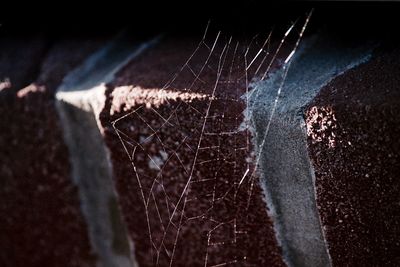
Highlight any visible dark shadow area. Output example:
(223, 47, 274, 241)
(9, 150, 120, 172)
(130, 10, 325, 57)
(1, 2, 399, 41)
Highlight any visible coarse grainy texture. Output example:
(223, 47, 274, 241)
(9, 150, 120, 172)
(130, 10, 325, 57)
(0, 90, 96, 267)
(305, 47, 400, 267)
(54, 34, 157, 267)
(0, 39, 103, 267)
(100, 36, 286, 267)
(248, 34, 373, 267)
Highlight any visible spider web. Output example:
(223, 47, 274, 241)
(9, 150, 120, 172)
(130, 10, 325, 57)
(110, 11, 312, 267)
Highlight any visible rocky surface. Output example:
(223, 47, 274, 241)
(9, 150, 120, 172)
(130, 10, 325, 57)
(55, 33, 156, 267)
(99, 36, 286, 267)
(305, 47, 400, 267)
(0, 23, 399, 267)
(248, 33, 374, 267)
(0, 39, 103, 267)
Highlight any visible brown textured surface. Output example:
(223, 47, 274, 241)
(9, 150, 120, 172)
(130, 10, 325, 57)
(305, 48, 400, 266)
(0, 39, 103, 267)
(100, 37, 285, 267)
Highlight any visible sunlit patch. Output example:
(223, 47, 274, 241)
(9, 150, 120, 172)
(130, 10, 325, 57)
(0, 78, 11, 91)
(111, 85, 211, 115)
(17, 83, 46, 98)
(306, 105, 338, 148)
(109, 12, 313, 266)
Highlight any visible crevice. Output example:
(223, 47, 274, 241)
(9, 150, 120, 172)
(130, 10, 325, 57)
(55, 32, 161, 267)
(248, 33, 373, 267)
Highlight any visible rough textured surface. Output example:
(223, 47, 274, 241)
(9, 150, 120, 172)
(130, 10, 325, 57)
(56, 101, 132, 267)
(100, 36, 285, 267)
(0, 39, 102, 267)
(305, 47, 400, 267)
(249, 34, 372, 267)
(55, 34, 159, 267)
(1, 23, 399, 267)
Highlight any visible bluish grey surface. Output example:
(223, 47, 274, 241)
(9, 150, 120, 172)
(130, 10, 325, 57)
(248, 35, 373, 267)
(56, 33, 161, 267)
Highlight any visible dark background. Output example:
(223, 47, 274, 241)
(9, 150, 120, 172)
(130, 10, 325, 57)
(1, 1, 399, 40)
